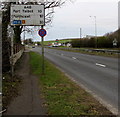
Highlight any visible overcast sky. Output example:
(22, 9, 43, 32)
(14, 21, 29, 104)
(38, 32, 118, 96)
(23, 0, 119, 41)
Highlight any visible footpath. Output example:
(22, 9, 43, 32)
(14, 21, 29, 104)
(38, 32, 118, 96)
(3, 51, 47, 116)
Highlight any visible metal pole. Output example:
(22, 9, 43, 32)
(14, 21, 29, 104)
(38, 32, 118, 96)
(94, 16, 97, 38)
(41, 25, 44, 75)
(90, 16, 97, 48)
(80, 28, 82, 48)
(80, 28, 82, 39)
(24, 26, 25, 45)
(94, 16, 97, 48)
(11, 26, 14, 77)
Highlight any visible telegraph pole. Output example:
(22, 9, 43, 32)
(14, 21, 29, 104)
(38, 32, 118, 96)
(94, 16, 97, 48)
(80, 28, 82, 39)
(90, 16, 97, 48)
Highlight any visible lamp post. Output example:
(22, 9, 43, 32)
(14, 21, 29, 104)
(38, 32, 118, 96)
(90, 16, 97, 48)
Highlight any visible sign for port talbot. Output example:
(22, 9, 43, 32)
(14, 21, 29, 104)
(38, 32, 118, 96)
(10, 4, 45, 26)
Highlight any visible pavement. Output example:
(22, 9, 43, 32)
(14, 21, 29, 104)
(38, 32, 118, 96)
(3, 52, 47, 116)
(33, 47, 118, 115)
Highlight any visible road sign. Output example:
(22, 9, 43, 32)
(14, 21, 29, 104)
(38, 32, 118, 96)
(38, 29, 47, 37)
(113, 38, 117, 46)
(10, 4, 45, 26)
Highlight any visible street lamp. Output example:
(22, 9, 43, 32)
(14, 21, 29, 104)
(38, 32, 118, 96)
(90, 16, 97, 48)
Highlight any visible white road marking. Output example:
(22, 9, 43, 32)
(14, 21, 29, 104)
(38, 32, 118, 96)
(96, 63, 106, 68)
(0, 109, 6, 114)
(72, 57, 77, 60)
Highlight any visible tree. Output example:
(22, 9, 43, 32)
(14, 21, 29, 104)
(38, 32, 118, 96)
(1, 0, 68, 44)
(23, 38, 33, 45)
(1, 0, 72, 73)
(2, 2, 11, 72)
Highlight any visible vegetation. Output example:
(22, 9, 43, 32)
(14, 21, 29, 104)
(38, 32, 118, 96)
(23, 38, 34, 45)
(2, 54, 25, 110)
(1, 0, 68, 73)
(29, 52, 113, 116)
(50, 47, 119, 58)
(44, 39, 72, 45)
(2, 3, 11, 72)
(2, 73, 22, 110)
(71, 33, 119, 48)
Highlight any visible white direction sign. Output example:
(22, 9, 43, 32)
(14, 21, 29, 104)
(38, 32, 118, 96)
(10, 4, 45, 26)
(113, 38, 118, 46)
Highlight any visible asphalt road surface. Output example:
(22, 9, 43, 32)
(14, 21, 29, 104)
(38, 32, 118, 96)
(33, 47, 118, 115)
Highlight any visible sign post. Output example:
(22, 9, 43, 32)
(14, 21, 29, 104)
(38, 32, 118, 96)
(38, 27, 47, 75)
(10, 4, 45, 26)
(113, 38, 118, 47)
(9, 26, 14, 78)
(10, 4, 45, 75)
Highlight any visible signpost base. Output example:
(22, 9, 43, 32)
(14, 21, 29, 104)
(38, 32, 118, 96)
(38, 26, 47, 75)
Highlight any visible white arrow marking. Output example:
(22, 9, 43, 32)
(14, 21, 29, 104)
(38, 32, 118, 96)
(72, 57, 77, 60)
(96, 63, 106, 68)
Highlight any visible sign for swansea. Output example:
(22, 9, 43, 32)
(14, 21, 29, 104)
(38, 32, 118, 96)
(10, 5, 45, 26)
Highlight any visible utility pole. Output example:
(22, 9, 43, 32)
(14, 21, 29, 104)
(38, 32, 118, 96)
(94, 16, 97, 38)
(94, 16, 97, 48)
(80, 28, 82, 39)
(90, 16, 97, 48)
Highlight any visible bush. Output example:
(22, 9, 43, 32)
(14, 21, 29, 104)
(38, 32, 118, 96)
(71, 36, 118, 48)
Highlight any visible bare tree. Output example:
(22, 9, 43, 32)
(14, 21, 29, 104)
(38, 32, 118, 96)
(1, 0, 74, 72)
(1, 0, 75, 43)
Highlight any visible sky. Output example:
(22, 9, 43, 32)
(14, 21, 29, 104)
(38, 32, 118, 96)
(22, 0, 119, 42)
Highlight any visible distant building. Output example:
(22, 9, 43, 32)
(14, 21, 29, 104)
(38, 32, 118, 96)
(35, 43, 38, 46)
(66, 43, 71, 47)
(86, 35, 95, 39)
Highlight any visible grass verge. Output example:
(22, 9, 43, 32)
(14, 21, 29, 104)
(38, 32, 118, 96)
(29, 51, 114, 116)
(2, 73, 21, 110)
(2, 54, 24, 110)
(47, 47, 119, 58)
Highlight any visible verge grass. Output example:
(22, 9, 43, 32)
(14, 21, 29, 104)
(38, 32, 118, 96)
(2, 73, 22, 110)
(29, 52, 114, 116)
(47, 47, 119, 58)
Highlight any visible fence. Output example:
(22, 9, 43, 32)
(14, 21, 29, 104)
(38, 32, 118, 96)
(10, 44, 24, 65)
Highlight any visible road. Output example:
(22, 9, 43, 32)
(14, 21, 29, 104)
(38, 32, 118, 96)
(33, 47, 118, 115)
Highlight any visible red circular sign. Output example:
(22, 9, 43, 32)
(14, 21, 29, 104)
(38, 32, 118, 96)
(38, 29, 47, 37)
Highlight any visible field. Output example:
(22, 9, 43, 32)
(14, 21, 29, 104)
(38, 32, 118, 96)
(44, 38, 79, 45)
